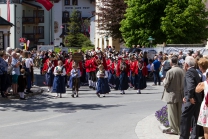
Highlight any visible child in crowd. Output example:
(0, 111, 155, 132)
(69, 62, 81, 98)
(96, 64, 110, 97)
(17, 69, 27, 100)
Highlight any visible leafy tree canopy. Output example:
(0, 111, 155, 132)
(161, 0, 208, 44)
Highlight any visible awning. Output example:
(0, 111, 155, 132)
(0, 16, 14, 26)
(22, 1, 42, 9)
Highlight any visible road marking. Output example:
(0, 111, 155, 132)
(0, 113, 68, 128)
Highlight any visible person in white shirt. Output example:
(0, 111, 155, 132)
(69, 62, 81, 98)
(96, 64, 110, 97)
(51, 60, 66, 98)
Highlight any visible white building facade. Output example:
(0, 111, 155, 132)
(94, 0, 120, 51)
(0, 0, 53, 49)
(53, 0, 95, 46)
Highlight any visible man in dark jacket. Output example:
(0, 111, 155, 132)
(180, 56, 202, 139)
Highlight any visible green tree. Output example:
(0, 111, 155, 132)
(161, 0, 208, 44)
(64, 10, 94, 47)
(120, 0, 168, 47)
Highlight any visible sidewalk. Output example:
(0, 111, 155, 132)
(135, 114, 179, 139)
(6, 85, 44, 99)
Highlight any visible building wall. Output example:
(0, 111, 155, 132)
(90, 16, 95, 45)
(0, 2, 52, 49)
(53, 1, 63, 46)
(62, 0, 95, 17)
(0, 4, 16, 48)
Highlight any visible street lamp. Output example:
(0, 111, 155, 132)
(105, 35, 109, 48)
(147, 36, 155, 48)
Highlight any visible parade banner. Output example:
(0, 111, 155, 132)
(72, 53, 83, 62)
(37, 45, 54, 51)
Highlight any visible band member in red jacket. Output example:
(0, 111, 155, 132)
(129, 56, 137, 88)
(64, 56, 73, 87)
(116, 56, 129, 94)
(134, 56, 148, 94)
(42, 57, 55, 92)
(85, 52, 97, 89)
(95, 48, 107, 70)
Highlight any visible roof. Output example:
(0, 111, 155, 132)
(22, 1, 42, 9)
(0, 16, 13, 26)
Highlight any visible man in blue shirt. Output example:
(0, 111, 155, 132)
(152, 56, 161, 85)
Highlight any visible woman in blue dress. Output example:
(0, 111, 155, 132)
(45, 60, 54, 92)
(96, 64, 110, 97)
(134, 58, 148, 94)
(52, 60, 66, 98)
(118, 60, 129, 94)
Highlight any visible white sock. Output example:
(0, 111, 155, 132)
(21, 92, 24, 98)
(93, 82, 96, 88)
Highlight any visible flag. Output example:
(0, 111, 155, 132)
(7, 0, 10, 22)
(36, 0, 53, 11)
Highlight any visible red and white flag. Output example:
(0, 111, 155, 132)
(36, 0, 53, 11)
(7, 0, 10, 22)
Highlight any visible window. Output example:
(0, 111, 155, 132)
(22, 10, 25, 17)
(22, 26, 25, 34)
(64, 0, 70, 5)
(33, 26, 44, 39)
(62, 24, 69, 33)
(63, 11, 69, 18)
(33, 10, 44, 23)
(0, 32, 3, 49)
(76, 11, 81, 18)
(72, 0, 78, 5)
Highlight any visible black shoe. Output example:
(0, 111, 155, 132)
(137, 91, 141, 94)
(26, 90, 33, 93)
(1, 92, 7, 98)
(93, 87, 96, 90)
(96, 93, 100, 98)
(20, 97, 26, 100)
(71, 94, 74, 98)
(76, 95, 79, 97)
(89, 86, 92, 89)
(67, 85, 69, 88)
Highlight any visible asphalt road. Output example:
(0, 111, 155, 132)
(0, 68, 165, 139)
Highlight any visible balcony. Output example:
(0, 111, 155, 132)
(62, 17, 70, 24)
(22, 33, 40, 41)
(22, 17, 42, 24)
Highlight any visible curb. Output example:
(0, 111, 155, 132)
(135, 114, 179, 139)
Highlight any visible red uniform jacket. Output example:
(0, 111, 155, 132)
(106, 59, 111, 71)
(85, 58, 97, 72)
(134, 61, 148, 76)
(65, 59, 73, 75)
(42, 59, 55, 73)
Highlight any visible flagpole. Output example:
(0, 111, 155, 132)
(7, 0, 10, 22)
